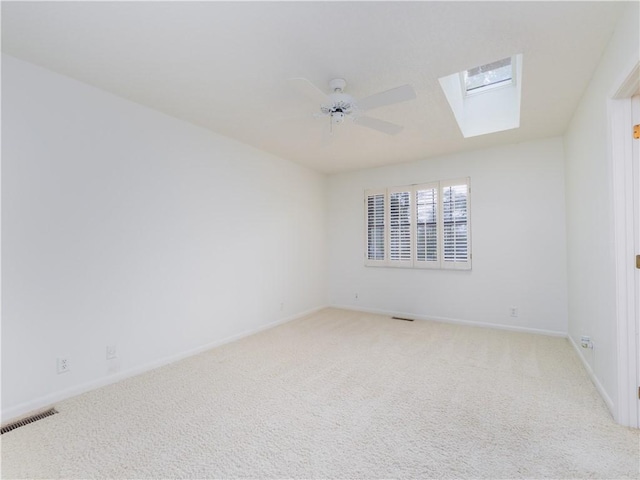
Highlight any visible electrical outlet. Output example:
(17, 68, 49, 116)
(509, 307, 518, 317)
(580, 336, 594, 349)
(106, 345, 117, 360)
(57, 357, 69, 374)
(280, 302, 284, 311)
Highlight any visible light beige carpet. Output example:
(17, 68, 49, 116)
(1, 308, 638, 479)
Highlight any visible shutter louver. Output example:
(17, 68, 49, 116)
(366, 192, 385, 262)
(415, 185, 438, 266)
(389, 190, 412, 264)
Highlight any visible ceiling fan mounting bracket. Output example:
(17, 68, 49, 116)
(329, 78, 347, 93)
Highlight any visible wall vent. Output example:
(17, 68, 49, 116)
(1, 408, 58, 435)
(392, 316, 414, 322)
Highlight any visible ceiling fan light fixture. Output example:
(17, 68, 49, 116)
(331, 111, 346, 124)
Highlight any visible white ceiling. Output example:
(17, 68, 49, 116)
(1, 1, 625, 174)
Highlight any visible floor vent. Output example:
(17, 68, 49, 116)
(392, 316, 414, 322)
(1, 408, 58, 435)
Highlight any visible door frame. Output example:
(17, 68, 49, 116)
(609, 58, 639, 428)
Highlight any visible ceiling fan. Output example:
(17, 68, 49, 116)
(289, 77, 417, 136)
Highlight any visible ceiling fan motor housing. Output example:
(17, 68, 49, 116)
(323, 78, 355, 123)
(322, 93, 355, 119)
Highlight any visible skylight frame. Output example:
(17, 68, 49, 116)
(460, 56, 516, 97)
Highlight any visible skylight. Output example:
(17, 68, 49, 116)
(463, 57, 513, 94)
(438, 53, 522, 138)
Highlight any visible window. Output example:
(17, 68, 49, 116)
(415, 183, 439, 267)
(365, 178, 471, 270)
(463, 56, 513, 95)
(442, 180, 469, 265)
(388, 187, 412, 266)
(366, 189, 386, 264)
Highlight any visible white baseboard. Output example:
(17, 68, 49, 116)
(567, 334, 615, 417)
(1, 305, 326, 424)
(331, 304, 567, 337)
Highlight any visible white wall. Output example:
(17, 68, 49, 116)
(328, 137, 568, 335)
(1, 55, 327, 419)
(563, 2, 640, 413)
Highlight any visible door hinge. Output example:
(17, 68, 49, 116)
(636, 255, 640, 269)
(638, 386, 640, 399)
(634, 124, 640, 139)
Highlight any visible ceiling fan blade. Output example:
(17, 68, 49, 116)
(353, 115, 404, 136)
(288, 77, 330, 107)
(357, 84, 417, 112)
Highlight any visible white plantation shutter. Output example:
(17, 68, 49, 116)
(415, 183, 439, 267)
(365, 189, 386, 265)
(388, 188, 412, 266)
(441, 178, 471, 270)
(364, 179, 471, 270)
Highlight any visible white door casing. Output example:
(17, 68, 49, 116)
(610, 60, 640, 428)
(632, 93, 640, 422)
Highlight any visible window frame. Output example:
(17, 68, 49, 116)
(364, 178, 471, 270)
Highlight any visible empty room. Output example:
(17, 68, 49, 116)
(2, 1, 639, 478)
